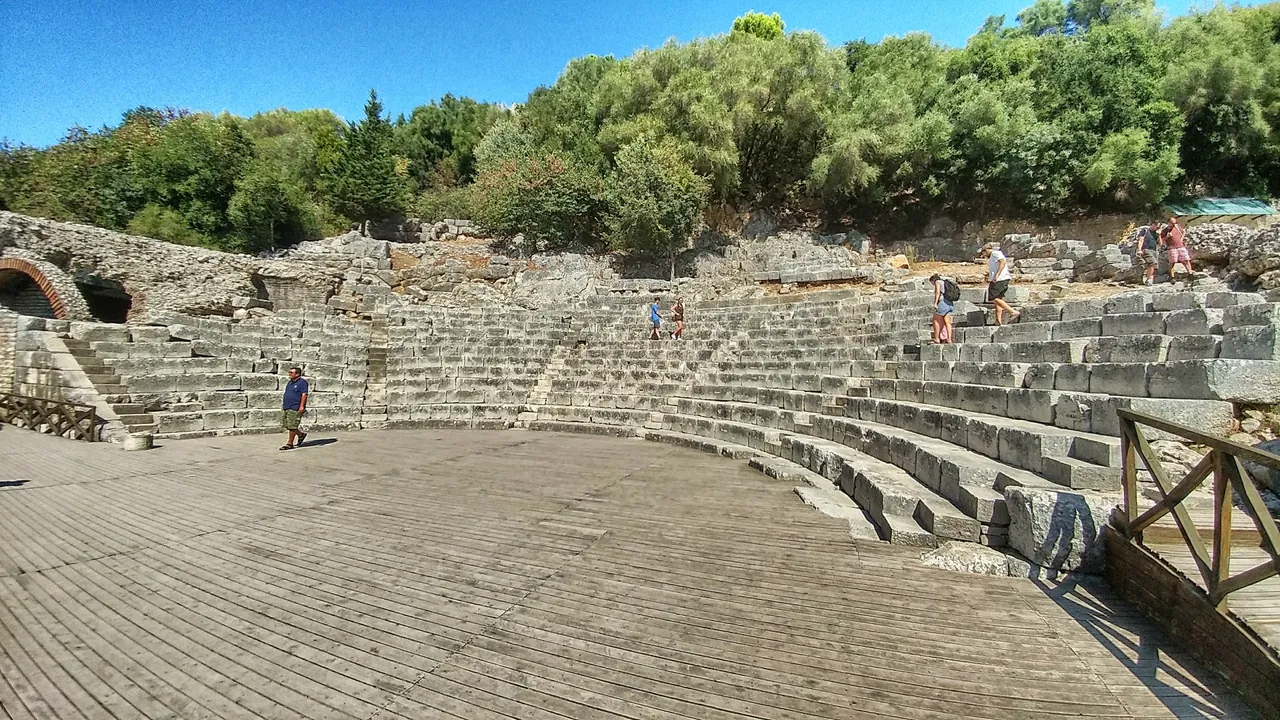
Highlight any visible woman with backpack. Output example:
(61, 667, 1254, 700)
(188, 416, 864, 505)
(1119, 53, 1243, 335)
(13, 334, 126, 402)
(930, 273, 959, 344)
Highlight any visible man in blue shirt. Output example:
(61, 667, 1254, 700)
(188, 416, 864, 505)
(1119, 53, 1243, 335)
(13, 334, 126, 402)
(280, 366, 309, 450)
(649, 298, 662, 340)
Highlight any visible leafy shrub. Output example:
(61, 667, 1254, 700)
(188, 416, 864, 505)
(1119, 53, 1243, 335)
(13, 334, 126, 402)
(413, 185, 478, 223)
(126, 203, 215, 247)
(472, 153, 605, 254)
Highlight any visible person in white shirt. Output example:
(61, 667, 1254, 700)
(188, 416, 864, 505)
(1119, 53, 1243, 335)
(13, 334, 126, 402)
(982, 242, 1020, 325)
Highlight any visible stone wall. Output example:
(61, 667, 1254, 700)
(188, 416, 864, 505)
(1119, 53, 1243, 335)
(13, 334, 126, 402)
(0, 212, 338, 321)
(0, 309, 15, 393)
(92, 309, 372, 435)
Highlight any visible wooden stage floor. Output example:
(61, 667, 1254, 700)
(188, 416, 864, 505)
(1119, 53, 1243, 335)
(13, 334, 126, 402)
(0, 426, 1259, 719)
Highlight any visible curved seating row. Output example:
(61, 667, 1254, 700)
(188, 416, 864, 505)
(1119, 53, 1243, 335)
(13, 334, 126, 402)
(43, 285, 1274, 558)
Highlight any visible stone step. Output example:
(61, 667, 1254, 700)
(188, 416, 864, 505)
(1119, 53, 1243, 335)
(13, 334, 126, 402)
(1041, 456, 1119, 491)
(642, 428, 761, 460)
(116, 413, 154, 426)
(86, 373, 121, 385)
(746, 456, 881, 541)
(111, 403, 146, 415)
(95, 384, 127, 395)
(529, 420, 640, 438)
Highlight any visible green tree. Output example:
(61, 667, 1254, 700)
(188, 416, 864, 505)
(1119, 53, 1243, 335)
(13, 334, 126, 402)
(393, 94, 509, 188)
(473, 118, 536, 172)
(472, 152, 604, 254)
(1067, 0, 1156, 30)
(731, 11, 785, 40)
(1163, 4, 1280, 196)
(228, 161, 318, 252)
(131, 112, 254, 242)
(520, 55, 617, 170)
(1016, 0, 1068, 36)
(324, 90, 409, 223)
(0, 141, 34, 211)
(126, 203, 209, 246)
(605, 137, 709, 279)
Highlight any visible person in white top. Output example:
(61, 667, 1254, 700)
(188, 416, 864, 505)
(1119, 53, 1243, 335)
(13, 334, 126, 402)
(981, 242, 1020, 326)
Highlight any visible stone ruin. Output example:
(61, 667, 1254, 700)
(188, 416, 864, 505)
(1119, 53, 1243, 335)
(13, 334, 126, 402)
(3, 209, 1280, 580)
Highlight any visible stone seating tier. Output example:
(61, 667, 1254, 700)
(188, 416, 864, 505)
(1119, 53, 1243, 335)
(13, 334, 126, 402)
(20, 286, 1275, 569)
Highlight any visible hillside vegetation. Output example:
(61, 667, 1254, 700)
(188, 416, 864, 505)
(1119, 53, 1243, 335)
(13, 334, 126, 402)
(2, 2, 1279, 263)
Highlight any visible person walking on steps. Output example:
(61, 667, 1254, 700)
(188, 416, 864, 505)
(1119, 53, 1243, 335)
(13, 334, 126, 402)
(930, 274, 959, 344)
(982, 242, 1020, 325)
(1164, 216, 1193, 281)
(1136, 222, 1160, 286)
(671, 297, 685, 340)
(648, 298, 662, 340)
(280, 366, 309, 450)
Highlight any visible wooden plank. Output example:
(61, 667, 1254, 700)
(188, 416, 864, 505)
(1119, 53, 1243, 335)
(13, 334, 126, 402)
(0, 427, 1259, 719)
(1211, 451, 1233, 609)
(1225, 453, 1280, 561)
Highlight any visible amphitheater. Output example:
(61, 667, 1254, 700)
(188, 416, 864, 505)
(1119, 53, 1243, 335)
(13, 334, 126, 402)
(2, 213, 1279, 718)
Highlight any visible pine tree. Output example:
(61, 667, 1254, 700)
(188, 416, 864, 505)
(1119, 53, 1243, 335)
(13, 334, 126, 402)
(325, 90, 407, 223)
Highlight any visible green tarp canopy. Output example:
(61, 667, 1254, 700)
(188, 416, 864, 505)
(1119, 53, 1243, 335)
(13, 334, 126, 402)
(1163, 197, 1277, 225)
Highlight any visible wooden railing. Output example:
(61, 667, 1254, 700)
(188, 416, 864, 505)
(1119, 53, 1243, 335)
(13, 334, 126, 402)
(1115, 408, 1280, 609)
(0, 392, 99, 442)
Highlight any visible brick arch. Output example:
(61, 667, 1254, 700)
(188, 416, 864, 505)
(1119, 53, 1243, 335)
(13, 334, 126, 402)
(0, 257, 93, 321)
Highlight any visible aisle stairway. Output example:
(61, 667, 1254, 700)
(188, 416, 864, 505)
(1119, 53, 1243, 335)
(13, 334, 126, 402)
(361, 313, 389, 429)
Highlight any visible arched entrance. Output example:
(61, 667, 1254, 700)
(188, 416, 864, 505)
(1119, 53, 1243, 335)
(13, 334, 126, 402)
(0, 258, 69, 319)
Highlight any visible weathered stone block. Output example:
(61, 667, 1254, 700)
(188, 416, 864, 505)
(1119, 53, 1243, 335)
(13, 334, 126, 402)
(1221, 325, 1280, 360)
(1006, 388, 1058, 425)
(920, 541, 1010, 576)
(129, 326, 172, 343)
(1025, 363, 1057, 390)
(1006, 486, 1118, 573)
(1163, 308, 1223, 336)
(1084, 335, 1169, 363)
(1206, 291, 1263, 309)
(240, 374, 280, 391)
(69, 322, 130, 343)
(1101, 313, 1166, 336)
(1104, 294, 1152, 314)
(1088, 363, 1149, 397)
(1167, 335, 1221, 361)
(1147, 359, 1280, 403)
(156, 412, 205, 433)
(203, 410, 236, 430)
(1062, 299, 1106, 320)
(1053, 364, 1091, 393)
(198, 391, 248, 410)
(1052, 318, 1102, 340)
(1222, 302, 1280, 330)
(1152, 293, 1206, 312)
(15, 316, 45, 332)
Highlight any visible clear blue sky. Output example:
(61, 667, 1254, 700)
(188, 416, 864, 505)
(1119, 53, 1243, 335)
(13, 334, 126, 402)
(0, 0, 1260, 147)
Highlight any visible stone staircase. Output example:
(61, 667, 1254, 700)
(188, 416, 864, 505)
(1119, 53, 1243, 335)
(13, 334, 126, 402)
(361, 313, 389, 429)
(62, 337, 154, 434)
(527, 344, 569, 407)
